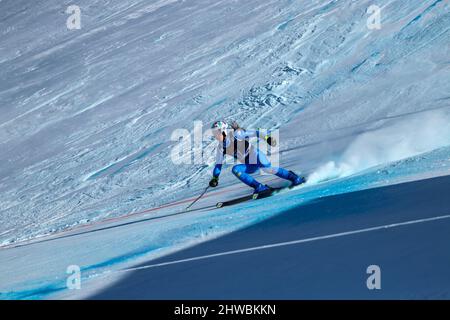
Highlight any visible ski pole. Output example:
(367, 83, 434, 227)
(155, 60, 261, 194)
(185, 186, 210, 211)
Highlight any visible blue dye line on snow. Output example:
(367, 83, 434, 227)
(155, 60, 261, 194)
(206, 98, 227, 110)
(403, 0, 443, 30)
(87, 143, 163, 180)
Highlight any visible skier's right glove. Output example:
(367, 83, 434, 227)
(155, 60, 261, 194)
(209, 177, 219, 188)
(231, 121, 241, 131)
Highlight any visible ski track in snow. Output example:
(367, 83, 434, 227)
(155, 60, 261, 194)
(0, 0, 450, 298)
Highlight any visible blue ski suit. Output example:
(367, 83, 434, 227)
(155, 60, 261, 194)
(212, 129, 293, 189)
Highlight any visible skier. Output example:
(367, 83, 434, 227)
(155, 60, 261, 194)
(208, 120, 306, 195)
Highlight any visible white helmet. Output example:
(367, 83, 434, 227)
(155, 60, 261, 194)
(211, 121, 228, 134)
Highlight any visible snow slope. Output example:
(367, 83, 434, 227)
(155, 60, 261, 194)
(1, 146, 449, 299)
(0, 0, 450, 299)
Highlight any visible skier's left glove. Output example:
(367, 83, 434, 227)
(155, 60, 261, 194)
(209, 177, 219, 188)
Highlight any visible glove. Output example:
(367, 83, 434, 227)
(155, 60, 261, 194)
(209, 177, 219, 188)
(231, 121, 241, 130)
(264, 134, 277, 147)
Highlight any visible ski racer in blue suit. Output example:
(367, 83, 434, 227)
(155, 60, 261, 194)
(208, 121, 305, 194)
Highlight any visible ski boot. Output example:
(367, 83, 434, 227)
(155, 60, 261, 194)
(252, 183, 272, 199)
(288, 171, 306, 188)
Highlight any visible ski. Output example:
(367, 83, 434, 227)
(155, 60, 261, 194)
(216, 187, 285, 208)
(216, 194, 254, 208)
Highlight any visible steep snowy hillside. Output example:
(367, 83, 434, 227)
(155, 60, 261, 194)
(0, 0, 450, 299)
(1, 0, 449, 246)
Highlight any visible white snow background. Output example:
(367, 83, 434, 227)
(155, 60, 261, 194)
(0, 0, 449, 299)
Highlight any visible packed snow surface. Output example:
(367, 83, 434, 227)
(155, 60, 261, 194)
(0, 0, 449, 299)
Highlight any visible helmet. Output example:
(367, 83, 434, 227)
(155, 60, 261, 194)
(211, 121, 228, 134)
